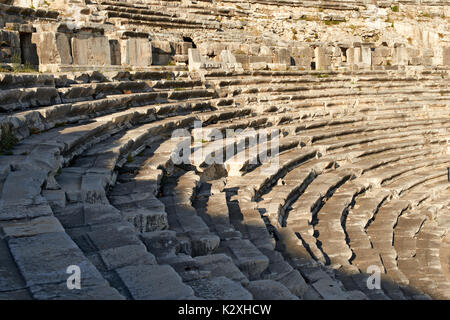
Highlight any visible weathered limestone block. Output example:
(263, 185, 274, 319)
(394, 45, 408, 65)
(188, 48, 221, 72)
(220, 50, 237, 63)
(249, 55, 272, 64)
(8, 232, 107, 287)
(197, 42, 212, 56)
(234, 54, 249, 68)
(373, 46, 391, 58)
(109, 39, 121, 66)
(115, 264, 195, 299)
(0, 216, 64, 239)
(31, 32, 72, 65)
(443, 47, 450, 66)
(348, 45, 372, 69)
(194, 254, 248, 285)
(347, 47, 356, 66)
(361, 46, 372, 67)
(0, 29, 20, 63)
(173, 41, 192, 56)
(188, 48, 203, 72)
(220, 50, 243, 71)
(372, 46, 392, 66)
(211, 43, 227, 56)
(152, 41, 172, 65)
(274, 48, 290, 65)
(314, 47, 330, 70)
(120, 37, 152, 67)
(292, 46, 312, 69)
(250, 61, 268, 70)
(259, 46, 272, 56)
(246, 280, 299, 300)
(72, 33, 111, 66)
(140, 230, 179, 258)
(189, 277, 252, 300)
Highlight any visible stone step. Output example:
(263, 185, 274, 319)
(115, 264, 196, 299)
(218, 239, 270, 280)
(7, 230, 124, 299)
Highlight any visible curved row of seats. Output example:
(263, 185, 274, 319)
(0, 67, 448, 299)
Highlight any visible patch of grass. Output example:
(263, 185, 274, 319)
(167, 60, 176, 66)
(127, 153, 133, 163)
(54, 121, 67, 128)
(0, 131, 18, 155)
(391, 5, 399, 12)
(21, 62, 37, 73)
(11, 54, 21, 72)
(316, 73, 329, 78)
(324, 20, 343, 26)
(233, 49, 246, 55)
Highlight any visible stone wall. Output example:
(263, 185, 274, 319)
(1, 0, 449, 71)
(0, 29, 20, 64)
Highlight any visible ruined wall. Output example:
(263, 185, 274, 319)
(1, 0, 449, 71)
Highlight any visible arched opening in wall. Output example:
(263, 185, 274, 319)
(310, 61, 316, 70)
(183, 36, 196, 49)
(340, 47, 347, 63)
(19, 33, 39, 68)
(109, 39, 121, 65)
(290, 57, 295, 66)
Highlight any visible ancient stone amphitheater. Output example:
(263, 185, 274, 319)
(0, 0, 449, 300)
